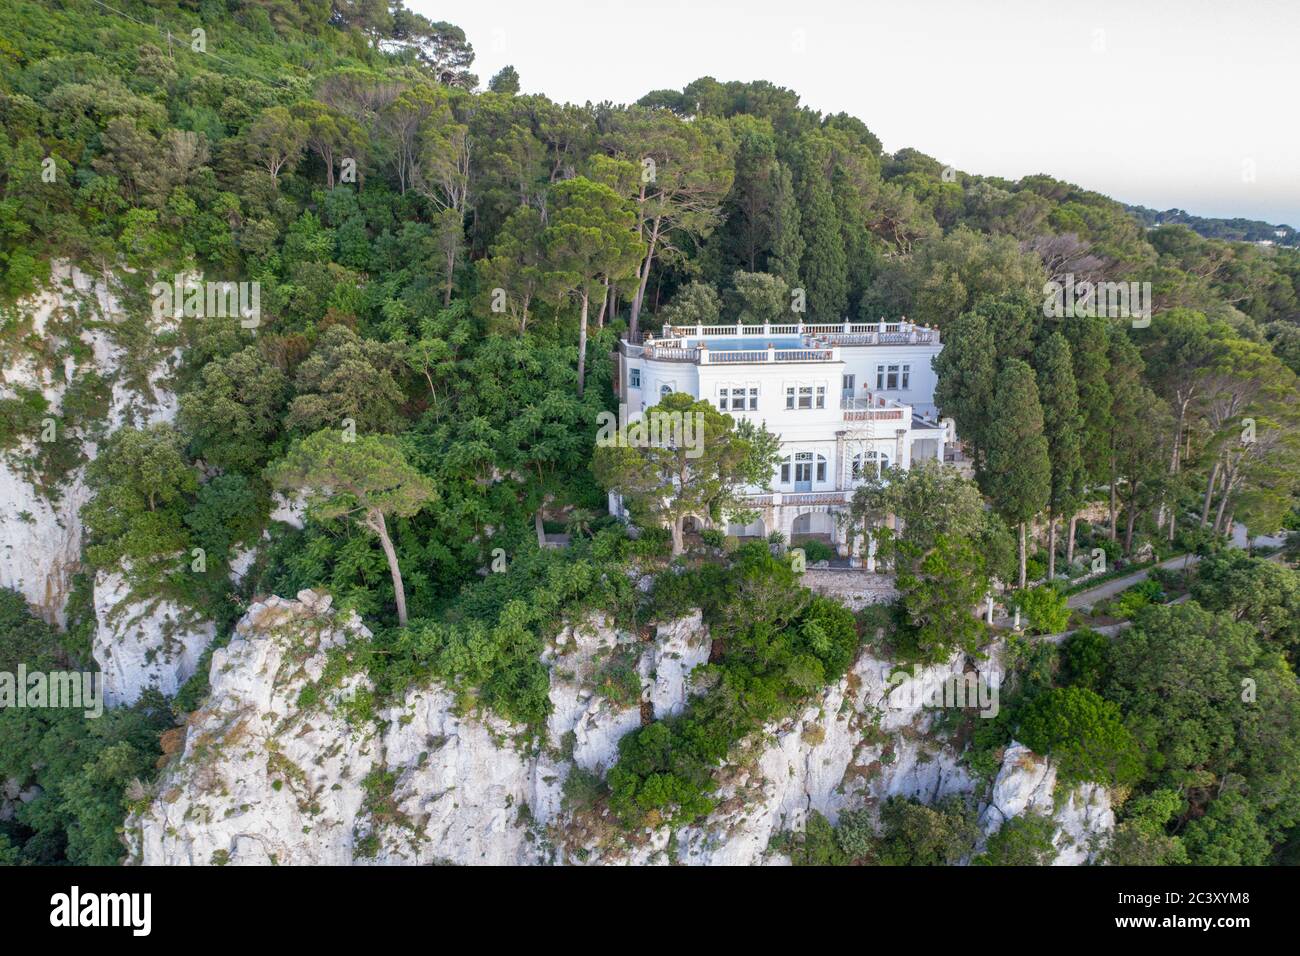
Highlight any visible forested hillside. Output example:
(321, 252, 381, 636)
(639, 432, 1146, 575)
(2, 1, 1299, 866)
(1126, 203, 1298, 248)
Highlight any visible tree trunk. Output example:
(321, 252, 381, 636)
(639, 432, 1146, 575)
(577, 287, 589, 397)
(1108, 468, 1118, 541)
(1047, 511, 1057, 580)
(368, 509, 408, 627)
(1200, 459, 1220, 527)
(444, 248, 455, 307)
(598, 277, 610, 329)
(1018, 521, 1027, 589)
(535, 507, 547, 548)
(628, 220, 660, 341)
(1213, 485, 1232, 534)
(1124, 501, 1138, 555)
(670, 515, 685, 556)
(1066, 512, 1078, 566)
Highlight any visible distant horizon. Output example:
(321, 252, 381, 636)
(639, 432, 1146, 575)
(424, 0, 1300, 230)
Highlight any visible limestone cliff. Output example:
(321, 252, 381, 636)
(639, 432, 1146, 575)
(0, 263, 178, 625)
(128, 590, 1115, 866)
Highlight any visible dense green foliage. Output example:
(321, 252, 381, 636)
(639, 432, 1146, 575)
(0, 591, 169, 865)
(2, 0, 1299, 867)
(607, 545, 859, 826)
(968, 554, 1300, 865)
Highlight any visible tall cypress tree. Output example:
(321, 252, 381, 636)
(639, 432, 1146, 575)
(1034, 333, 1085, 578)
(768, 161, 803, 290)
(794, 134, 847, 322)
(1061, 313, 1112, 562)
(932, 309, 997, 476)
(985, 359, 1052, 588)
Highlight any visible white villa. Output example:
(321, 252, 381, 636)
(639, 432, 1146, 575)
(612, 318, 958, 566)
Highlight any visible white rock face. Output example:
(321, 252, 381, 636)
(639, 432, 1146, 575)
(0, 263, 179, 625)
(228, 543, 258, 585)
(269, 492, 306, 529)
(131, 598, 711, 866)
(131, 590, 378, 865)
(978, 741, 1114, 864)
(131, 596, 1112, 866)
(92, 568, 217, 708)
(655, 647, 993, 866)
(0, 466, 90, 625)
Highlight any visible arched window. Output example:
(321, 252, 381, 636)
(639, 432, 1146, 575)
(851, 449, 891, 480)
(659, 383, 673, 398)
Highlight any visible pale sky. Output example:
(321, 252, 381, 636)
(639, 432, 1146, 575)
(417, 0, 1300, 227)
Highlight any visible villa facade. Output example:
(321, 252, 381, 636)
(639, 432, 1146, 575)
(613, 319, 957, 566)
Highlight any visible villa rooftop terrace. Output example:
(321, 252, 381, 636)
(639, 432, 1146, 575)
(621, 319, 939, 364)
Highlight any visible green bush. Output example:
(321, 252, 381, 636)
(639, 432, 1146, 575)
(608, 548, 860, 827)
(972, 812, 1057, 865)
(1017, 686, 1144, 787)
(1061, 629, 1111, 691)
(874, 796, 979, 866)
(1011, 585, 1070, 635)
(787, 811, 847, 866)
(699, 528, 726, 549)
(1114, 578, 1166, 619)
(798, 538, 836, 563)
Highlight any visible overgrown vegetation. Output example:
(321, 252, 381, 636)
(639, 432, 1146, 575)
(607, 544, 859, 827)
(1, 0, 1298, 867)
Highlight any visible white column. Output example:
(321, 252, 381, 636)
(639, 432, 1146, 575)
(834, 431, 847, 491)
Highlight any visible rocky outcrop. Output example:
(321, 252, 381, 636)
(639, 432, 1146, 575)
(91, 567, 217, 708)
(978, 741, 1114, 865)
(130, 595, 712, 865)
(130, 590, 377, 865)
(0, 263, 178, 625)
(628, 648, 992, 866)
(1, 777, 40, 824)
(130, 593, 1112, 866)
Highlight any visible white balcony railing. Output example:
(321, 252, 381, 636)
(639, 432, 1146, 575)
(658, 318, 938, 346)
(841, 394, 910, 423)
(639, 341, 840, 364)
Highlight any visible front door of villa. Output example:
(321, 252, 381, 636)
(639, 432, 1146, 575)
(794, 453, 813, 491)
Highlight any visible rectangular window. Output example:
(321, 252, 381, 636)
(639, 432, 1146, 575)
(815, 385, 826, 409)
(876, 365, 885, 389)
(629, 368, 641, 388)
(798, 385, 813, 409)
(843, 374, 855, 392)
(718, 387, 729, 411)
(780, 462, 790, 482)
(786, 386, 796, 410)
(748, 386, 759, 410)
(816, 460, 827, 482)
(901, 364, 910, 390)
(887, 364, 899, 389)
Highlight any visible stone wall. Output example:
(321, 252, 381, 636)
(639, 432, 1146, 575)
(800, 568, 898, 610)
